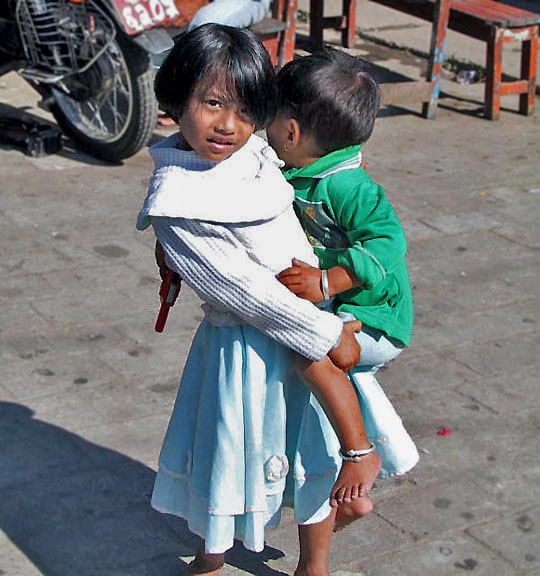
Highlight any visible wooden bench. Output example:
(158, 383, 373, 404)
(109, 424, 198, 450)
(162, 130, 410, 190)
(309, 0, 357, 48)
(445, 0, 538, 118)
(312, 0, 539, 119)
(253, 0, 298, 67)
(163, 0, 297, 69)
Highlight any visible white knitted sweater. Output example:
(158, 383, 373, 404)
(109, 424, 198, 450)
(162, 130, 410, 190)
(137, 133, 343, 361)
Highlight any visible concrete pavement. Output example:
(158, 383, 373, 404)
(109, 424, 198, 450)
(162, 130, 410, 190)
(1, 3, 539, 574)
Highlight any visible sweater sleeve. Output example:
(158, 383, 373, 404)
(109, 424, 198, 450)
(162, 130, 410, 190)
(319, 179, 408, 291)
(152, 217, 343, 360)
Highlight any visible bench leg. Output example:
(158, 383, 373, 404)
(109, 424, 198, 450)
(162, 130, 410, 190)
(278, 0, 297, 67)
(485, 27, 503, 120)
(341, 0, 356, 48)
(422, 0, 451, 119)
(519, 27, 538, 116)
(310, 0, 324, 49)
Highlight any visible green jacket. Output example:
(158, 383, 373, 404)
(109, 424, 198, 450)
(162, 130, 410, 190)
(283, 145, 413, 347)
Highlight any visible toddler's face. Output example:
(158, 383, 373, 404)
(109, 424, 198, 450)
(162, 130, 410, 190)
(178, 80, 255, 162)
(266, 112, 294, 167)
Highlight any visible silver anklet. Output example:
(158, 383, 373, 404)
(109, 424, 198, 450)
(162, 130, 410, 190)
(339, 442, 376, 462)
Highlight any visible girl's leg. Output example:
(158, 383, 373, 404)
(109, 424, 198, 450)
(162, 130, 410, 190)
(188, 544, 225, 575)
(296, 509, 337, 576)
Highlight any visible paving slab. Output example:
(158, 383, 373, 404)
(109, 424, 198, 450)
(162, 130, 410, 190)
(447, 334, 540, 377)
(342, 533, 518, 575)
(467, 506, 540, 571)
(1, 351, 119, 401)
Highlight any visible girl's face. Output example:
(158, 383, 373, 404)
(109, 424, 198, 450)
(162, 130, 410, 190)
(178, 80, 255, 162)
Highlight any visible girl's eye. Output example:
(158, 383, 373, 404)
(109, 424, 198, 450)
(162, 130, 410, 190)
(207, 99, 220, 107)
(239, 108, 251, 121)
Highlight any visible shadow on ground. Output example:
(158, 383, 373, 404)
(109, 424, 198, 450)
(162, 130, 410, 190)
(0, 402, 286, 576)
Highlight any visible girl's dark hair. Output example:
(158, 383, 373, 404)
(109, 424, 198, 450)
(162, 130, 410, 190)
(277, 48, 381, 154)
(154, 23, 277, 131)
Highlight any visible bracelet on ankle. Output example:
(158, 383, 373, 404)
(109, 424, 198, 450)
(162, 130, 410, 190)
(339, 442, 376, 462)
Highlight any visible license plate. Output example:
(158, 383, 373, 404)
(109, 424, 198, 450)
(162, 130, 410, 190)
(112, 0, 181, 34)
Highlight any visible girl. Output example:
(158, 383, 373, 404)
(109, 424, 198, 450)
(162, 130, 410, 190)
(137, 24, 380, 576)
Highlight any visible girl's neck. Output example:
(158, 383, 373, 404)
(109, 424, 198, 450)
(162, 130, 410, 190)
(175, 132, 193, 152)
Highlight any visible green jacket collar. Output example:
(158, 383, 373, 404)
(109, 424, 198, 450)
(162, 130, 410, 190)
(283, 144, 363, 181)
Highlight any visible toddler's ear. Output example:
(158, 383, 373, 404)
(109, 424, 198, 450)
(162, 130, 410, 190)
(288, 117, 301, 147)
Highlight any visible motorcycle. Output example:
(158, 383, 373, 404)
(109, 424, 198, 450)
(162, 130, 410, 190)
(0, 0, 183, 161)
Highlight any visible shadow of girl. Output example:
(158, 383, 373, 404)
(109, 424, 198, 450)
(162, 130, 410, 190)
(0, 401, 196, 575)
(0, 401, 287, 576)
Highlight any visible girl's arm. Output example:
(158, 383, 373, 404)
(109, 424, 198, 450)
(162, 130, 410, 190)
(152, 217, 344, 361)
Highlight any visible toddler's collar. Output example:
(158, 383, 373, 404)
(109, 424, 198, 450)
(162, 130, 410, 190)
(284, 145, 363, 180)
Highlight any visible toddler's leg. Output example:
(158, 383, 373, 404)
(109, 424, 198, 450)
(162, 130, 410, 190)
(188, 544, 225, 575)
(333, 496, 374, 532)
(298, 357, 381, 508)
(296, 508, 337, 576)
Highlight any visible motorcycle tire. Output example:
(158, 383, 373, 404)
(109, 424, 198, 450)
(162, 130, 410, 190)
(48, 31, 157, 162)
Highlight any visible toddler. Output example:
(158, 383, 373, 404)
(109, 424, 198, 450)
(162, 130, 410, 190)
(268, 48, 419, 530)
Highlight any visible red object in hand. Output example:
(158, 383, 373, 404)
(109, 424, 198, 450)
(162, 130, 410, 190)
(155, 268, 181, 333)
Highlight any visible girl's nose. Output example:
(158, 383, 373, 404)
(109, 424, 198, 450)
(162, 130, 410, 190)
(215, 109, 236, 134)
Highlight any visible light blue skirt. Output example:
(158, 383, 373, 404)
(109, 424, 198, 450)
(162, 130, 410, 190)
(151, 319, 341, 554)
(151, 319, 418, 554)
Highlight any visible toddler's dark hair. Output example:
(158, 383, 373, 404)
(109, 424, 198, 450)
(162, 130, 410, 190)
(276, 49, 380, 153)
(155, 23, 277, 131)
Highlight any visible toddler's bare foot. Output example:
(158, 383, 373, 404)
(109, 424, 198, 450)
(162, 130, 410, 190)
(333, 496, 373, 532)
(188, 550, 225, 575)
(329, 452, 381, 508)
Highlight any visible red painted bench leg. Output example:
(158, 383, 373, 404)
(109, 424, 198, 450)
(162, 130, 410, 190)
(342, 0, 357, 48)
(485, 27, 503, 120)
(422, 0, 451, 118)
(310, 0, 324, 49)
(519, 27, 538, 116)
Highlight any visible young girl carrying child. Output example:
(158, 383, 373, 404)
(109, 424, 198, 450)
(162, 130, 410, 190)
(138, 24, 381, 576)
(269, 48, 419, 528)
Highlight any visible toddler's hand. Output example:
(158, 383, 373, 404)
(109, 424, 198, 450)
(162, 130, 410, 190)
(276, 258, 324, 302)
(328, 320, 362, 371)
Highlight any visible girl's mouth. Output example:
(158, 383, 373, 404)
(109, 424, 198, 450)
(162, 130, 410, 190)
(208, 138, 234, 152)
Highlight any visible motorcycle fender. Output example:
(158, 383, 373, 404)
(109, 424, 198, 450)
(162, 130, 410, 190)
(94, 0, 174, 54)
(131, 28, 174, 54)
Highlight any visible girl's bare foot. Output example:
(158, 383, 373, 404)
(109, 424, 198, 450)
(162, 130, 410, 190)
(333, 496, 373, 532)
(329, 451, 381, 508)
(187, 550, 225, 575)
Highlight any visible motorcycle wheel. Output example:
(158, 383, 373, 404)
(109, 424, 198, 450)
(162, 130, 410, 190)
(48, 32, 157, 162)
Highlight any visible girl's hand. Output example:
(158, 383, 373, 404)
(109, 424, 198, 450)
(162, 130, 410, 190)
(328, 320, 362, 371)
(155, 240, 168, 280)
(277, 258, 323, 302)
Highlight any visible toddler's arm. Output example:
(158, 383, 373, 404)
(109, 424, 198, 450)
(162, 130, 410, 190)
(277, 258, 359, 301)
(152, 217, 345, 361)
(320, 182, 408, 292)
